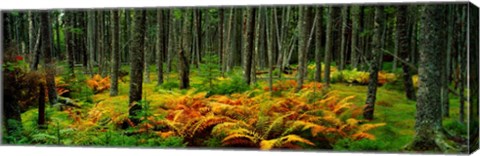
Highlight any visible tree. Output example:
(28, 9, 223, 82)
(179, 9, 191, 89)
(243, 8, 256, 85)
(156, 9, 165, 86)
(64, 11, 75, 76)
(41, 11, 58, 105)
(110, 10, 120, 96)
(128, 10, 147, 125)
(405, 5, 457, 152)
(296, 6, 313, 92)
(314, 7, 323, 82)
(363, 6, 384, 120)
(324, 7, 337, 87)
(339, 6, 349, 71)
(350, 6, 360, 69)
(87, 11, 95, 76)
(396, 6, 416, 100)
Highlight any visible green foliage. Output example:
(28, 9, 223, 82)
(157, 81, 180, 90)
(333, 138, 388, 151)
(206, 75, 250, 96)
(159, 136, 187, 147)
(197, 55, 221, 91)
(444, 120, 467, 136)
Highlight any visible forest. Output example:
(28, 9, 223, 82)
(1, 2, 479, 153)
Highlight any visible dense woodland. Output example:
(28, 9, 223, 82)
(1, 3, 479, 153)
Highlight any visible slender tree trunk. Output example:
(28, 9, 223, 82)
(324, 7, 336, 87)
(30, 27, 41, 71)
(64, 11, 75, 76)
(128, 10, 147, 125)
(41, 11, 58, 105)
(458, 5, 466, 123)
(38, 84, 46, 128)
(339, 6, 349, 71)
(87, 11, 95, 76)
(219, 8, 225, 75)
(110, 10, 120, 96)
(296, 6, 313, 92)
(442, 5, 453, 117)
(156, 9, 165, 86)
(397, 6, 416, 101)
(243, 8, 256, 85)
(314, 7, 323, 82)
(363, 6, 384, 120)
(179, 10, 191, 89)
(350, 6, 360, 69)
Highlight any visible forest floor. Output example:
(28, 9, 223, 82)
(15, 64, 467, 152)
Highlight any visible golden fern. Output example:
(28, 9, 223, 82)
(259, 134, 315, 150)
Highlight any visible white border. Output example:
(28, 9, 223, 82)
(0, 0, 478, 156)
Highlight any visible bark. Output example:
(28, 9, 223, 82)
(30, 27, 41, 71)
(38, 84, 46, 128)
(457, 5, 466, 123)
(41, 11, 58, 105)
(468, 3, 479, 152)
(442, 5, 454, 117)
(405, 5, 458, 152)
(339, 6, 349, 71)
(156, 9, 164, 86)
(266, 8, 273, 93)
(87, 11, 95, 76)
(314, 7, 323, 82)
(64, 11, 75, 76)
(350, 6, 360, 69)
(324, 7, 336, 87)
(179, 10, 191, 89)
(128, 10, 147, 125)
(110, 10, 120, 96)
(243, 8, 256, 85)
(296, 6, 313, 92)
(363, 6, 384, 121)
(219, 8, 225, 75)
(397, 6, 416, 101)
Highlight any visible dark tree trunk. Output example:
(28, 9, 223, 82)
(219, 8, 225, 75)
(363, 6, 384, 121)
(110, 10, 120, 96)
(397, 6, 416, 101)
(314, 7, 323, 82)
(156, 9, 165, 86)
(64, 11, 75, 76)
(38, 84, 46, 128)
(179, 10, 191, 89)
(243, 8, 256, 85)
(41, 11, 58, 105)
(128, 10, 147, 125)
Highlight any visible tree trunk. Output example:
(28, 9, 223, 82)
(339, 6, 349, 71)
(219, 8, 225, 75)
(350, 6, 360, 69)
(324, 7, 336, 87)
(87, 11, 95, 76)
(128, 10, 147, 125)
(397, 6, 416, 101)
(314, 7, 323, 82)
(64, 11, 75, 76)
(156, 9, 165, 86)
(38, 84, 46, 128)
(296, 6, 313, 92)
(243, 8, 256, 85)
(41, 11, 58, 105)
(110, 10, 120, 96)
(363, 6, 384, 121)
(405, 5, 456, 152)
(179, 10, 191, 89)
